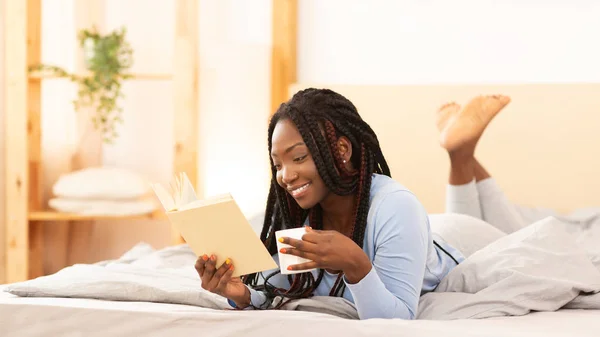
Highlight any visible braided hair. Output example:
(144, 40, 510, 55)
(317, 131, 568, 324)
(242, 88, 391, 307)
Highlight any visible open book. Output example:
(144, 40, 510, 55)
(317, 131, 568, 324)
(151, 172, 277, 277)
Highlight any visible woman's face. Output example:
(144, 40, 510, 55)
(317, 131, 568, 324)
(270, 119, 330, 209)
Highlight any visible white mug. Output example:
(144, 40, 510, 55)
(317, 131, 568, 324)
(275, 227, 317, 275)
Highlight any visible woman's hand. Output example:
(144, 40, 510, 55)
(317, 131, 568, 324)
(195, 254, 250, 308)
(278, 227, 372, 284)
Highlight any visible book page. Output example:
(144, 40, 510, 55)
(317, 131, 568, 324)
(151, 172, 198, 211)
(177, 172, 198, 206)
(151, 183, 175, 211)
(177, 193, 234, 211)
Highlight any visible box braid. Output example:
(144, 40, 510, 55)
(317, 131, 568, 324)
(243, 88, 390, 308)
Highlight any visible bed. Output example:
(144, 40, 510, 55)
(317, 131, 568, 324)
(2, 212, 600, 336)
(1, 83, 599, 336)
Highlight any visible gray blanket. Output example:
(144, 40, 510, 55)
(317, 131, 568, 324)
(4, 215, 600, 320)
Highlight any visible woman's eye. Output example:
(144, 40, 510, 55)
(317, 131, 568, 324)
(293, 155, 307, 162)
(273, 164, 282, 170)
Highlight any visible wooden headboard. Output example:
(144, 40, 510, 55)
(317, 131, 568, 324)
(289, 83, 599, 214)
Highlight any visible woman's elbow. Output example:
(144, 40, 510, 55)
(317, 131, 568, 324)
(390, 300, 417, 320)
(392, 308, 416, 320)
(358, 305, 416, 320)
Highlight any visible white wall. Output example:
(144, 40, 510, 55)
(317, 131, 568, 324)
(298, 0, 600, 84)
(40, 0, 77, 204)
(197, 0, 272, 226)
(295, 0, 600, 212)
(102, 0, 175, 184)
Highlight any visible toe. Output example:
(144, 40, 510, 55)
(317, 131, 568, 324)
(498, 95, 511, 104)
(439, 101, 459, 112)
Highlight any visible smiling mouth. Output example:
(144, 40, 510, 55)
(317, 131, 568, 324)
(288, 183, 311, 198)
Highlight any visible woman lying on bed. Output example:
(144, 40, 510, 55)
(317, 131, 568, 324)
(437, 94, 598, 235)
(194, 88, 464, 320)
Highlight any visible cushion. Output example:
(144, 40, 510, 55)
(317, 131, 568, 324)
(49, 198, 157, 216)
(52, 167, 151, 200)
(428, 213, 506, 258)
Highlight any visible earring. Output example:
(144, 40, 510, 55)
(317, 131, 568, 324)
(343, 160, 346, 163)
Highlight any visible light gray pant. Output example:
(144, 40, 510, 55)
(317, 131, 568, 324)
(445, 178, 598, 234)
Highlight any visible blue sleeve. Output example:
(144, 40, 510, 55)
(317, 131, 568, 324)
(344, 191, 429, 320)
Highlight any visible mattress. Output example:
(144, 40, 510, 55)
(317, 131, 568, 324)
(0, 289, 598, 337)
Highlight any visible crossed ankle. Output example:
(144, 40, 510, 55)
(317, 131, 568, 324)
(448, 151, 476, 165)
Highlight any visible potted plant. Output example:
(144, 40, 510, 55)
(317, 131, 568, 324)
(30, 26, 134, 143)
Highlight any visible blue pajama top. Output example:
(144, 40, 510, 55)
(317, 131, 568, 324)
(236, 174, 464, 320)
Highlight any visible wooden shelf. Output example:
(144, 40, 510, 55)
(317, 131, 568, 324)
(28, 72, 173, 81)
(28, 209, 167, 221)
(2, 0, 198, 283)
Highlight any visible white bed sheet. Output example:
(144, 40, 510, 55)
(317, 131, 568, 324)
(0, 289, 598, 337)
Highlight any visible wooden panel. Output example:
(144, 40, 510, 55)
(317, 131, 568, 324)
(0, 0, 5, 283)
(27, 0, 43, 279)
(66, 220, 93, 266)
(43, 221, 69, 275)
(270, 0, 297, 115)
(173, 0, 199, 245)
(4, 0, 29, 283)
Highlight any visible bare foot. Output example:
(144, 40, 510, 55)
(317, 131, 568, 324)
(438, 95, 511, 154)
(436, 101, 461, 135)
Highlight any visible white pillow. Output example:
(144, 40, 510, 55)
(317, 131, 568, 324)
(49, 198, 157, 216)
(52, 167, 151, 200)
(428, 213, 506, 258)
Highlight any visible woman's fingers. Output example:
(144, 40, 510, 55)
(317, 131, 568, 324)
(279, 247, 318, 261)
(300, 231, 322, 243)
(215, 264, 235, 293)
(203, 255, 217, 281)
(287, 261, 319, 272)
(207, 258, 233, 291)
(196, 254, 238, 297)
(195, 254, 208, 277)
(279, 237, 318, 253)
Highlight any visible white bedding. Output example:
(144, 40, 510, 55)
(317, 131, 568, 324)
(0, 289, 598, 337)
(2, 214, 600, 335)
